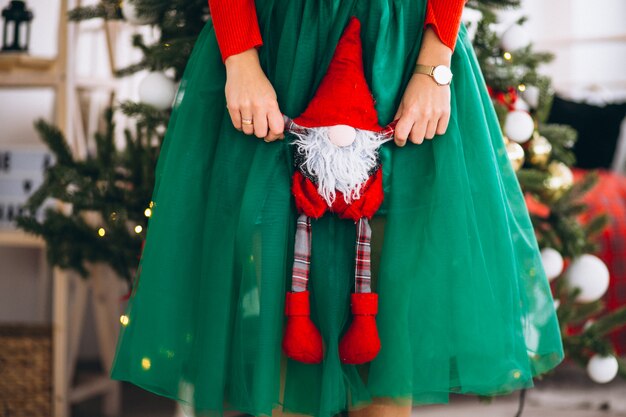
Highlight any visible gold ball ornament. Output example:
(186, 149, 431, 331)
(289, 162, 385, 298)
(527, 133, 552, 167)
(506, 141, 525, 171)
(542, 161, 574, 201)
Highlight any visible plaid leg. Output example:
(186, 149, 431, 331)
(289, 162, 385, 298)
(355, 217, 372, 293)
(291, 213, 312, 292)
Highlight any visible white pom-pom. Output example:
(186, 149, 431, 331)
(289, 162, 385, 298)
(586, 354, 619, 384)
(121, 1, 155, 25)
(138, 72, 178, 110)
(505, 110, 535, 143)
(564, 254, 610, 303)
(500, 24, 531, 52)
(521, 85, 540, 109)
(541, 247, 564, 281)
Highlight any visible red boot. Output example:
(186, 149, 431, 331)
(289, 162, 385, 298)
(282, 290, 324, 363)
(338, 292, 381, 364)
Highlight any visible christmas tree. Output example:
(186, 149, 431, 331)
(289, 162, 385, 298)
(15, 0, 626, 391)
(465, 0, 626, 385)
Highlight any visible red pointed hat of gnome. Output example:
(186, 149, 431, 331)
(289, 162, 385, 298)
(293, 16, 384, 133)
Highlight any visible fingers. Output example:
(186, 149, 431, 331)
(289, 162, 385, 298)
(227, 105, 243, 131)
(409, 116, 428, 144)
(393, 107, 450, 146)
(241, 112, 255, 135)
(424, 117, 438, 140)
(393, 113, 412, 147)
(436, 111, 450, 136)
(252, 103, 269, 139)
(265, 105, 285, 142)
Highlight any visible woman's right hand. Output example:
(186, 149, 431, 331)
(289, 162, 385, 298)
(224, 48, 285, 142)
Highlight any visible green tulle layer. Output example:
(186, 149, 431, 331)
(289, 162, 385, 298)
(110, 0, 565, 416)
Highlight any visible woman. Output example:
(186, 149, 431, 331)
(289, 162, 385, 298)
(110, 0, 565, 416)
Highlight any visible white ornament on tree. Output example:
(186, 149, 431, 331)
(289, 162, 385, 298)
(564, 254, 610, 303)
(504, 110, 534, 143)
(138, 72, 178, 110)
(514, 97, 530, 112)
(500, 24, 531, 52)
(541, 247, 564, 281)
(521, 85, 540, 109)
(586, 354, 619, 384)
(121, 0, 155, 25)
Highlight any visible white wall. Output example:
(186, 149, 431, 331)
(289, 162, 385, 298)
(504, 0, 626, 101)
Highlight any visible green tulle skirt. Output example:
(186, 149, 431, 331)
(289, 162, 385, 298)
(110, 0, 565, 416)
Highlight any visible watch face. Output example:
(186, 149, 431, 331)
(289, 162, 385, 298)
(433, 65, 453, 85)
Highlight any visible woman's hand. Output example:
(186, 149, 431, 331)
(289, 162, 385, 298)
(393, 26, 453, 147)
(224, 48, 285, 142)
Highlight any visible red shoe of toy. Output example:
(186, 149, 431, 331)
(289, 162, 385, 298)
(338, 292, 381, 364)
(282, 290, 324, 363)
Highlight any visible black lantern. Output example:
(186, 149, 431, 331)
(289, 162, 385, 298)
(1, 1, 33, 53)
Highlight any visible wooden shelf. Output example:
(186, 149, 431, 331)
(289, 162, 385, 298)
(0, 53, 56, 71)
(0, 228, 45, 248)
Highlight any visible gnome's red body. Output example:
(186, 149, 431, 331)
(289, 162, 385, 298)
(282, 16, 390, 365)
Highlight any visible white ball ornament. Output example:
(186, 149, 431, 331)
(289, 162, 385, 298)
(121, 1, 155, 25)
(514, 97, 530, 112)
(500, 24, 531, 52)
(541, 247, 564, 281)
(138, 72, 177, 110)
(504, 110, 535, 143)
(564, 254, 610, 303)
(586, 354, 619, 384)
(521, 85, 541, 109)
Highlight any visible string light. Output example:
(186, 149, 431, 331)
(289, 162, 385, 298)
(518, 83, 526, 92)
(141, 357, 151, 370)
(135, 225, 143, 234)
(98, 227, 106, 237)
(120, 315, 129, 326)
(144, 208, 152, 217)
(503, 51, 512, 60)
(149, 201, 155, 208)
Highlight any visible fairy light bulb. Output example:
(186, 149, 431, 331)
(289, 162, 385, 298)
(141, 357, 151, 370)
(518, 84, 526, 92)
(98, 228, 106, 237)
(120, 315, 129, 326)
(144, 208, 152, 217)
(503, 51, 512, 60)
(135, 225, 143, 234)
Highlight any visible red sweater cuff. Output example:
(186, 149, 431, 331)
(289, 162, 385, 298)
(208, 0, 264, 64)
(423, 0, 466, 52)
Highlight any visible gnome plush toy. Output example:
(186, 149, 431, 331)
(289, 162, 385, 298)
(281, 16, 396, 365)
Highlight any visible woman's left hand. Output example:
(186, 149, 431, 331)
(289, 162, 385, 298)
(392, 73, 451, 147)
(392, 26, 453, 147)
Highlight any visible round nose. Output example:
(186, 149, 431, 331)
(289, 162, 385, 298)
(327, 124, 356, 147)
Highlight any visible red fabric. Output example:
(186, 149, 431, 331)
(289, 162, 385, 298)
(207, 0, 263, 63)
(291, 168, 384, 222)
(424, 0, 467, 52)
(293, 17, 382, 132)
(525, 168, 626, 355)
(282, 291, 324, 363)
(208, 0, 466, 63)
(338, 292, 381, 364)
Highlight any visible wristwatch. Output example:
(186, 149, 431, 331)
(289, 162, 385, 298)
(414, 64, 453, 86)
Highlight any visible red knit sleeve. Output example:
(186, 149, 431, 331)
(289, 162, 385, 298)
(423, 0, 466, 52)
(208, 0, 264, 63)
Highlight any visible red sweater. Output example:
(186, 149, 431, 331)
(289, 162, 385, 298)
(209, 0, 466, 64)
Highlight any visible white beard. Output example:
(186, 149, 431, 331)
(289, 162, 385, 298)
(289, 126, 392, 206)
